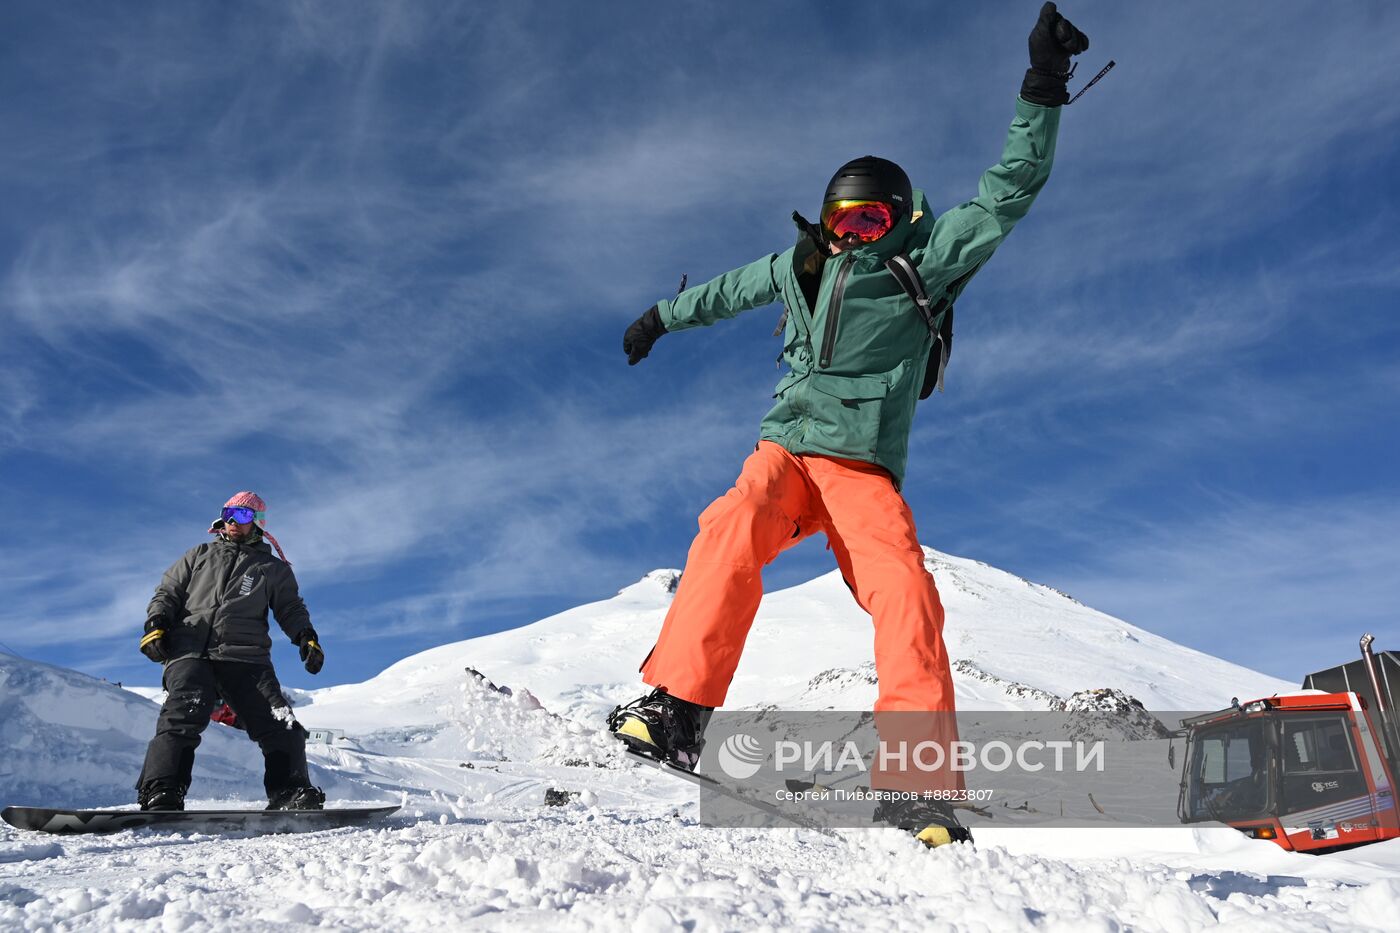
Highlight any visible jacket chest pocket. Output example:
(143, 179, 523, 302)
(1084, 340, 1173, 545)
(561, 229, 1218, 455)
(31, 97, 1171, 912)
(806, 372, 889, 458)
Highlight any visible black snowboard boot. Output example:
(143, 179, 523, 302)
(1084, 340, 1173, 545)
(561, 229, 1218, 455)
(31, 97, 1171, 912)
(138, 783, 186, 812)
(607, 688, 713, 770)
(266, 786, 325, 811)
(873, 795, 973, 848)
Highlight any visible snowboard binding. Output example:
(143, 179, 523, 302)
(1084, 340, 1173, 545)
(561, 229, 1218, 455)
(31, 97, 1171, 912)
(137, 783, 186, 812)
(873, 795, 974, 848)
(607, 687, 713, 772)
(266, 785, 326, 811)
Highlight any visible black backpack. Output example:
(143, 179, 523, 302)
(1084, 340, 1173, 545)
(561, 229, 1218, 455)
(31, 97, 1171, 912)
(884, 253, 977, 399)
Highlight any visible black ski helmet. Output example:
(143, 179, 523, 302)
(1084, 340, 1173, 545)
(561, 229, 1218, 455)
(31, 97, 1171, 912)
(823, 156, 912, 217)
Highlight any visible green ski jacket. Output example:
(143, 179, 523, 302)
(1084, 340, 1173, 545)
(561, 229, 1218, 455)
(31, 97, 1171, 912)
(657, 97, 1061, 486)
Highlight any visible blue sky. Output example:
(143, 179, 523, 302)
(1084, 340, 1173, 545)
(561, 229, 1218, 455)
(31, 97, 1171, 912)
(2, 0, 1397, 694)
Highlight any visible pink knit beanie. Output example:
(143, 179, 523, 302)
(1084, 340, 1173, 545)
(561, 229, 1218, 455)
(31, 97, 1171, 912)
(215, 491, 291, 565)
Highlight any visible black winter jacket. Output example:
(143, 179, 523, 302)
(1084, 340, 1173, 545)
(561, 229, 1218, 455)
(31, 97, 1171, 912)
(146, 533, 311, 664)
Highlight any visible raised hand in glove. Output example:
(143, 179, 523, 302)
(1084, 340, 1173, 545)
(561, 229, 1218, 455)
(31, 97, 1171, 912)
(139, 619, 169, 663)
(623, 306, 667, 365)
(294, 628, 325, 675)
(1021, 2, 1090, 107)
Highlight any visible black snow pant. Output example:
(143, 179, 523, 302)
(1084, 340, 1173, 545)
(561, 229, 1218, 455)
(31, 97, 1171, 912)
(137, 657, 310, 799)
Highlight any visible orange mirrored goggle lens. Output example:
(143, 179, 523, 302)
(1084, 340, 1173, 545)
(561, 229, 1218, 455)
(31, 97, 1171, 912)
(821, 199, 896, 243)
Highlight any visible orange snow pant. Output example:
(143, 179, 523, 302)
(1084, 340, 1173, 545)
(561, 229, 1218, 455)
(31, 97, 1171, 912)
(640, 441, 960, 791)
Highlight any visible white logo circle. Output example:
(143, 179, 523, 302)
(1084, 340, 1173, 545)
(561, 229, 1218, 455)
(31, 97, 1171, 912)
(716, 733, 766, 780)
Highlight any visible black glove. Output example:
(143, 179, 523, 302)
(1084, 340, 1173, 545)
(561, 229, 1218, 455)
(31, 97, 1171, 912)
(1021, 2, 1090, 107)
(139, 619, 169, 664)
(295, 628, 324, 675)
(623, 306, 667, 365)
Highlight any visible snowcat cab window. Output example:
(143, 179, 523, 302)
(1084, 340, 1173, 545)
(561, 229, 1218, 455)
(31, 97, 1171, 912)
(1184, 719, 1271, 822)
(1283, 717, 1356, 774)
(1278, 715, 1368, 816)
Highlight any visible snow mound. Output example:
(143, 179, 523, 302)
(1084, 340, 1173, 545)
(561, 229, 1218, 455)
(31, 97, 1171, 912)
(347, 667, 620, 769)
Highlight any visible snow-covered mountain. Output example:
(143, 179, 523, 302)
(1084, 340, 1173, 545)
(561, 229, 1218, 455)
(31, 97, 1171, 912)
(296, 547, 1291, 736)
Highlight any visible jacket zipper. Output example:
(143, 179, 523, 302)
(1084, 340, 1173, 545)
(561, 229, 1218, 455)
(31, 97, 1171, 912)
(196, 543, 238, 656)
(818, 253, 855, 369)
(209, 542, 245, 650)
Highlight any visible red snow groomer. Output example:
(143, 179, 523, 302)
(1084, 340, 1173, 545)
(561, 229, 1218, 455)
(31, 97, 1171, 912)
(1177, 635, 1400, 853)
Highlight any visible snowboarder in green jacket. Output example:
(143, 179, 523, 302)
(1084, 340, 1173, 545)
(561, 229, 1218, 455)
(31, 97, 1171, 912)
(611, 3, 1090, 847)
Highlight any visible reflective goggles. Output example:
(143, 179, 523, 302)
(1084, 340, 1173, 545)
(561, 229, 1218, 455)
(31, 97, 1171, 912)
(221, 506, 261, 525)
(821, 199, 897, 243)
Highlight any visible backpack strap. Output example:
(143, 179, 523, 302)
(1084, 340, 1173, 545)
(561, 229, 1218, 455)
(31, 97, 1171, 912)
(926, 304, 953, 397)
(885, 253, 955, 398)
(885, 254, 935, 328)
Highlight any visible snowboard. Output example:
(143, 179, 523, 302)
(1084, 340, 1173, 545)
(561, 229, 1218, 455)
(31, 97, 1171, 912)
(621, 748, 836, 836)
(622, 750, 969, 846)
(1, 804, 400, 835)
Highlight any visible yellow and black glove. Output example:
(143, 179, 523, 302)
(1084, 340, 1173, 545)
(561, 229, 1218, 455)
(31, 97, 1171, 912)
(139, 619, 169, 663)
(295, 628, 324, 675)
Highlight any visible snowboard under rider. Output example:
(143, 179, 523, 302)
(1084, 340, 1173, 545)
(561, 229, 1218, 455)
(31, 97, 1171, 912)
(135, 491, 327, 811)
(610, 3, 1089, 846)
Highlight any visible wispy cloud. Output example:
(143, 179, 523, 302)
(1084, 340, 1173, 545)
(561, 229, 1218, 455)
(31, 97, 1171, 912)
(2, 0, 1397, 692)
(1041, 496, 1400, 680)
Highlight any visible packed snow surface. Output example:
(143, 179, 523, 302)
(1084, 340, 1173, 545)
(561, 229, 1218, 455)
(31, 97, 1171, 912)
(5, 547, 1393, 931)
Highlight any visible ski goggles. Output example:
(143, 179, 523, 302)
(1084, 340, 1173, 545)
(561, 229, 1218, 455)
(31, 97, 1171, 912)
(821, 199, 897, 243)
(221, 506, 262, 525)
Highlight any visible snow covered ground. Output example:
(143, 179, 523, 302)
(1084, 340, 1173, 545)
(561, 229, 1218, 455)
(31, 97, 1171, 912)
(4, 548, 1397, 930)
(9, 808, 1400, 931)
